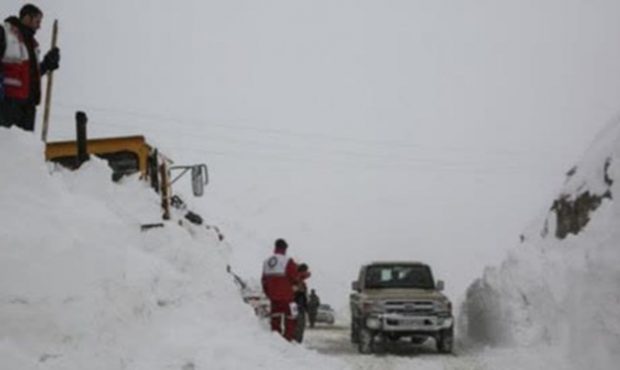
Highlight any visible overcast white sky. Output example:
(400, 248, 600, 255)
(3, 0, 620, 307)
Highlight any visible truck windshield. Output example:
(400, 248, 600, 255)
(365, 265, 434, 289)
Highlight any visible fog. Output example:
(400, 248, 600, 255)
(3, 0, 619, 308)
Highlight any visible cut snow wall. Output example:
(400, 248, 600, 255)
(461, 119, 620, 370)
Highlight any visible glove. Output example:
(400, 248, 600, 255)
(41, 47, 60, 74)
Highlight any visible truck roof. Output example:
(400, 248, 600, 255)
(365, 261, 428, 267)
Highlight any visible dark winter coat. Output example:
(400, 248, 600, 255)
(308, 292, 320, 314)
(294, 281, 308, 312)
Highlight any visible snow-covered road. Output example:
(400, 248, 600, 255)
(302, 325, 477, 370)
(302, 325, 567, 370)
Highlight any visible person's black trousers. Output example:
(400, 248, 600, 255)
(0, 99, 37, 131)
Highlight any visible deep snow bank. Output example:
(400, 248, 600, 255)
(462, 120, 620, 370)
(0, 129, 349, 370)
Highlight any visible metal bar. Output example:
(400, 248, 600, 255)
(169, 167, 190, 185)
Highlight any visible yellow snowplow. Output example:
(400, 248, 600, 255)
(45, 135, 156, 181)
(43, 112, 208, 221)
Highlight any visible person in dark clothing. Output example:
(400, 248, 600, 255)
(307, 289, 321, 328)
(293, 263, 311, 343)
(0, 4, 60, 131)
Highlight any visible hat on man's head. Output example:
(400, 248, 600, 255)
(20, 4, 43, 18)
(275, 238, 288, 250)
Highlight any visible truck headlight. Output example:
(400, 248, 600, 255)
(434, 300, 452, 313)
(362, 300, 384, 313)
(437, 317, 453, 328)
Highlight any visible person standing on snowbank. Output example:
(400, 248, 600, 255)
(0, 4, 60, 131)
(261, 238, 299, 341)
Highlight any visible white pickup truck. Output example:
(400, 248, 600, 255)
(349, 261, 454, 354)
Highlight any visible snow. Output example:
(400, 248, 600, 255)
(1, 1, 620, 368)
(3, 119, 619, 369)
(3, 0, 619, 316)
(0, 128, 350, 370)
(461, 119, 620, 370)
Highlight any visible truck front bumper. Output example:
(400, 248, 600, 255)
(366, 313, 453, 332)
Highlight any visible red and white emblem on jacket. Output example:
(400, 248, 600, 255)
(262, 253, 298, 301)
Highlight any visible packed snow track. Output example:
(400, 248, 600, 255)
(302, 324, 567, 370)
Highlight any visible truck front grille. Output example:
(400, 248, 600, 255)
(384, 300, 434, 315)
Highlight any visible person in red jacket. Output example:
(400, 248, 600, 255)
(261, 238, 299, 341)
(0, 4, 60, 131)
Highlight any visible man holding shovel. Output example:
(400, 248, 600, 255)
(0, 4, 60, 132)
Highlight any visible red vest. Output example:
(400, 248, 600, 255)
(261, 253, 298, 302)
(2, 21, 39, 100)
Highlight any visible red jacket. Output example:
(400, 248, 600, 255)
(262, 250, 298, 302)
(1, 17, 41, 103)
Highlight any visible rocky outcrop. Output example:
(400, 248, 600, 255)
(549, 158, 613, 239)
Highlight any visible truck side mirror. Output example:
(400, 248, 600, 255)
(191, 165, 208, 197)
(436, 280, 445, 291)
(351, 281, 360, 292)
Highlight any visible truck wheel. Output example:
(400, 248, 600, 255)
(350, 319, 360, 343)
(358, 327, 375, 354)
(436, 328, 454, 354)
